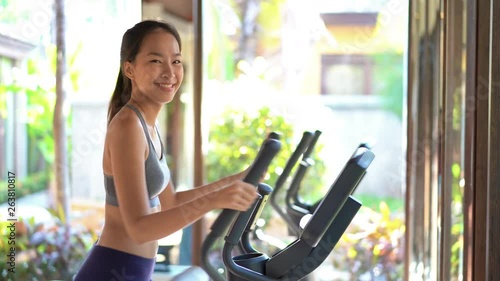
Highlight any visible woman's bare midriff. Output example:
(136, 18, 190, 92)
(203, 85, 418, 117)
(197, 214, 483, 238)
(97, 203, 161, 259)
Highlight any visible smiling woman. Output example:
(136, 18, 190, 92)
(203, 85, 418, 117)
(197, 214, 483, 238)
(72, 20, 260, 281)
(106, 20, 183, 124)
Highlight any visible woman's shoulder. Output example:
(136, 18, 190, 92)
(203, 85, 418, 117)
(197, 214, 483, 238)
(103, 107, 147, 169)
(106, 107, 144, 141)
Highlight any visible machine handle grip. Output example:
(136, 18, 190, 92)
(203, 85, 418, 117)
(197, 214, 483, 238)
(302, 130, 322, 159)
(274, 131, 312, 189)
(224, 140, 281, 245)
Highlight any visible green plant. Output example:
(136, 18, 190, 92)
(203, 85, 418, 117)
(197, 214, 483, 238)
(206, 106, 327, 221)
(0, 42, 81, 183)
(26, 44, 81, 167)
(0, 211, 96, 280)
(449, 163, 464, 279)
(332, 202, 405, 281)
(354, 194, 404, 214)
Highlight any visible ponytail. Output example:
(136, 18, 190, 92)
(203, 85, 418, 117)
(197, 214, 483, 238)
(107, 68, 132, 124)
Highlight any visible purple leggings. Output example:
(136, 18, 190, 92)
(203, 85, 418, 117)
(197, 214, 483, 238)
(73, 244, 155, 281)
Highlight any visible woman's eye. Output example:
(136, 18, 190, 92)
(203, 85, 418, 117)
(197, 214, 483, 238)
(173, 60, 182, 64)
(151, 60, 162, 64)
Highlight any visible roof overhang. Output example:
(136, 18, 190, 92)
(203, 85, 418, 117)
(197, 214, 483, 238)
(0, 32, 37, 59)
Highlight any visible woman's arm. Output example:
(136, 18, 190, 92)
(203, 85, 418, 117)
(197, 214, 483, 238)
(108, 115, 257, 244)
(159, 170, 247, 210)
(120, 182, 255, 244)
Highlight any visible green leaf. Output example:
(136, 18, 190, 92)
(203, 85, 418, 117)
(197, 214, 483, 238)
(451, 163, 461, 178)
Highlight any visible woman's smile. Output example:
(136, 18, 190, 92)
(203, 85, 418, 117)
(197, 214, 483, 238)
(156, 82, 176, 92)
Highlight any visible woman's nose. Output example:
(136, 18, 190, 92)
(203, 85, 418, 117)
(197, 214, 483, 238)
(162, 66, 175, 79)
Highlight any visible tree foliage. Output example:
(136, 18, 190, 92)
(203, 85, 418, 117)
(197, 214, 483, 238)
(206, 106, 327, 221)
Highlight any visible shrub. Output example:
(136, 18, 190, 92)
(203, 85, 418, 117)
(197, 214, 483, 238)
(0, 211, 96, 280)
(331, 202, 405, 281)
(206, 106, 327, 221)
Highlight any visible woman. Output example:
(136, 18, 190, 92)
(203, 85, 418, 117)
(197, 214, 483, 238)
(73, 20, 258, 281)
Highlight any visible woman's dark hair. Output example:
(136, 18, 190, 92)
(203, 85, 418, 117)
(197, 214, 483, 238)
(107, 20, 182, 124)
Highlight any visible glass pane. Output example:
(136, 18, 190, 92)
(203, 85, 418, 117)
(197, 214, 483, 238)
(406, 0, 467, 280)
(406, 0, 442, 279)
(202, 0, 408, 280)
(441, 0, 467, 280)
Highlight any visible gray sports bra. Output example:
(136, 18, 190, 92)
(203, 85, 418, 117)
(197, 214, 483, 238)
(104, 104, 170, 207)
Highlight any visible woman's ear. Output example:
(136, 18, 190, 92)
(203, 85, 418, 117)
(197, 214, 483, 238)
(123, 61, 135, 80)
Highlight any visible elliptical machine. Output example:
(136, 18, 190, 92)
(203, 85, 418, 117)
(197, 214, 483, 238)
(202, 135, 375, 280)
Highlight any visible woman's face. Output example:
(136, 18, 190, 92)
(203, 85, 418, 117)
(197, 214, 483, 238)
(125, 29, 184, 104)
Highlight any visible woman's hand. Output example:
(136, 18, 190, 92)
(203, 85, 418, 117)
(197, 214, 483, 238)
(212, 180, 259, 211)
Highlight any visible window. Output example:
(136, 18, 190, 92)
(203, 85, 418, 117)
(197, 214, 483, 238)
(321, 54, 373, 95)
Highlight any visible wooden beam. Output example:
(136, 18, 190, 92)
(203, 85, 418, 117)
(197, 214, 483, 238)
(191, 0, 204, 266)
(465, 0, 500, 280)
